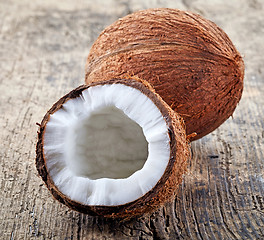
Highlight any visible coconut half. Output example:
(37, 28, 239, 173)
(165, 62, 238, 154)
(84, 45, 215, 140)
(36, 78, 189, 218)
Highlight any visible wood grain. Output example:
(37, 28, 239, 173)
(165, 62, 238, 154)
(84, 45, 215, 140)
(0, 0, 263, 239)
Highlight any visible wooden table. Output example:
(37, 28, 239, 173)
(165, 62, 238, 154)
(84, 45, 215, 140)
(1, 0, 263, 239)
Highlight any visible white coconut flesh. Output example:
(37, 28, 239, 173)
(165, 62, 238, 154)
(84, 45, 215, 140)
(44, 84, 170, 206)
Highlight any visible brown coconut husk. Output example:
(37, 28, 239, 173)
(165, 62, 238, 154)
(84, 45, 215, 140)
(85, 8, 244, 141)
(36, 78, 190, 219)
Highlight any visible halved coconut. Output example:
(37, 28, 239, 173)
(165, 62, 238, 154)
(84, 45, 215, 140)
(36, 78, 190, 218)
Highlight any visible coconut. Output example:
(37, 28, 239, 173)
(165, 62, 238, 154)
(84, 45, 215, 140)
(85, 8, 244, 141)
(36, 78, 190, 218)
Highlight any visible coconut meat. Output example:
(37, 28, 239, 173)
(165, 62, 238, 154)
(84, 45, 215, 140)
(44, 84, 170, 206)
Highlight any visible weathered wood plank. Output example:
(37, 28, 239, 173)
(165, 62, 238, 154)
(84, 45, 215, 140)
(0, 0, 263, 239)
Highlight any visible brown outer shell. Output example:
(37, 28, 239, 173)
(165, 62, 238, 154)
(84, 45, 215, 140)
(36, 78, 190, 219)
(85, 8, 244, 141)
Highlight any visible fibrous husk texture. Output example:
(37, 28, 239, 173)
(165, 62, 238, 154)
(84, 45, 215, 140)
(36, 78, 190, 219)
(85, 8, 244, 140)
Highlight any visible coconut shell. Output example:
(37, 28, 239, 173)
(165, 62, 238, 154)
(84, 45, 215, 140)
(85, 8, 244, 141)
(36, 78, 190, 219)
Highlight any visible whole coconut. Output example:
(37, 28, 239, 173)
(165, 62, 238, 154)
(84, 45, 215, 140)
(85, 8, 244, 141)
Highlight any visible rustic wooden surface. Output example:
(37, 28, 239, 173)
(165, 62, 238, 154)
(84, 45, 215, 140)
(0, 0, 263, 239)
